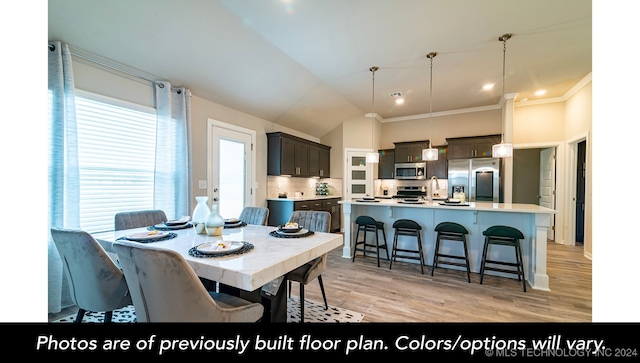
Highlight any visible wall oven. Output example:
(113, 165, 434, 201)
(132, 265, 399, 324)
(394, 162, 426, 180)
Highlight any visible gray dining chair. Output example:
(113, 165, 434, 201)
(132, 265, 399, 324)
(113, 240, 264, 322)
(285, 210, 331, 323)
(114, 209, 168, 231)
(50, 227, 133, 323)
(238, 206, 269, 226)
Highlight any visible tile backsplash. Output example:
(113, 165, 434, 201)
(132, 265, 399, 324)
(267, 176, 343, 198)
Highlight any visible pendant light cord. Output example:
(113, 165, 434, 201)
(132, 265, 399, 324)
(370, 66, 378, 151)
(428, 53, 434, 147)
(500, 34, 511, 144)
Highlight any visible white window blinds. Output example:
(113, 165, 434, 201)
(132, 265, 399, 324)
(75, 90, 157, 233)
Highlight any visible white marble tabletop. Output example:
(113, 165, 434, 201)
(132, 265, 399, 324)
(93, 224, 343, 292)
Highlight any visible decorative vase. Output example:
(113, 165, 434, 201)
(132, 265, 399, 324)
(205, 204, 225, 236)
(192, 196, 210, 234)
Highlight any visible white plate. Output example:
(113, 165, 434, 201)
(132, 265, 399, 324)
(276, 228, 309, 236)
(196, 241, 244, 255)
(125, 231, 170, 241)
(154, 222, 189, 230)
(164, 217, 190, 226)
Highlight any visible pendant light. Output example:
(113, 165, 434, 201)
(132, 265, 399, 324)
(365, 66, 380, 164)
(422, 52, 439, 161)
(492, 33, 513, 158)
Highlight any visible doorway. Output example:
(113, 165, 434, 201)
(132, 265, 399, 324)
(575, 140, 586, 245)
(343, 148, 375, 201)
(513, 147, 556, 240)
(207, 119, 256, 219)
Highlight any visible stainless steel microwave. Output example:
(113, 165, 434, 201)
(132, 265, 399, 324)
(395, 162, 426, 180)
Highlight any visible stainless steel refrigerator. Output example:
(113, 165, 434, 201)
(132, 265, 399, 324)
(447, 158, 501, 202)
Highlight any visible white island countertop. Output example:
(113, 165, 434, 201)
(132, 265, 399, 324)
(340, 198, 556, 291)
(266, 195, 342, 202)
(340, 198, 556, 214)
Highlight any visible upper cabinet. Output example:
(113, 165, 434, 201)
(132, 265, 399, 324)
(267, 132, 331, 177)
(309, 144, 330, 177)
(426, 145, 448, 179)
(378, 149, 395, 179)
(394, 140, 429, 163)
(446, 135, 501, 159)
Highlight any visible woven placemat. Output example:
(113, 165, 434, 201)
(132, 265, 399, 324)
(269, 230, 315, 238)
(117, 232, 178, 243)
(148, 223, 194, 231)
(189, 241, 254, 258)
(224, 222, 247, 229)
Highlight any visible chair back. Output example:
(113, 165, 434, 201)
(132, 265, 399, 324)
(114, 210, 167, 231)
(50, 227, 132, 313)
(113, 240, 264, 322)
(239, 206, 269, 226)
(288, 210, 331, 233)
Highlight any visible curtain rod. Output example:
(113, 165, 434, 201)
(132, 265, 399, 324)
(49, 42, 170, 89)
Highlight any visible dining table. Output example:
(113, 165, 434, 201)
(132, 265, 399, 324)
(92, 221, 343, 322)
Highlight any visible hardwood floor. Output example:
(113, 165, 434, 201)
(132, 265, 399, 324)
(49, 240, 591, 323)
(296, 239, 592, 322)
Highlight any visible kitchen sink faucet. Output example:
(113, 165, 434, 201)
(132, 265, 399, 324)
(429, 176, 440, 200)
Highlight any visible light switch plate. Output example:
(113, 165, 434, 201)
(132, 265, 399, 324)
(198, 180, 207, 189)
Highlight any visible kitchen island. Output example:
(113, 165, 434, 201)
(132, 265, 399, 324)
(339, 199, 556, 290)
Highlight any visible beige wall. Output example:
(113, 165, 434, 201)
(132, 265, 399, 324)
(514, 102, 565, 143)
(564, 81, 593, 257)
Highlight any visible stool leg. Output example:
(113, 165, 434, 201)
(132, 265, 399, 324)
(479, 237, 489, 284)
(515, 241, 526, 292)
(417, 232, 424, 274)
(431, 233, 440, 276)
(352, 227, 360, 262)
(462, 236, 471, 283)
(375, 228, 380, 267)
(381, 227, 390, 261)
(389, 231, 398, 270)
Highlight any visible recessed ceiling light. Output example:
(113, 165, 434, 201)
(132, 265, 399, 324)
(483, 83, 494, 90)
(535, 90, 547, 96)
(395, 98, 404, 105)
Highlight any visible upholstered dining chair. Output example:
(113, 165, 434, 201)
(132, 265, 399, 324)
(114, 209, 168, 231)
(50, 227, 133, 323)
(238, 206, 269, 226)
(113, 240, 264, 322)
(285, 210, 331, 323)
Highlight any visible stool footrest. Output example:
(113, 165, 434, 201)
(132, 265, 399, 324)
(483, 259, 520, 268)
(391, 253, 423, 261)
(433, 260, 468, 268)
(434, 253, 466, 260)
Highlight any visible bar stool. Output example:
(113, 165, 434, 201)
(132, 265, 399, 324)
(479, 225, 527, 292)
(389, 219, 425, 274)
(431, 222, 471, 282)
(352, 215, 389, 267)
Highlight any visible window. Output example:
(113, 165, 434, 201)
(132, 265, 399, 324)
(75, 90, 157, 233)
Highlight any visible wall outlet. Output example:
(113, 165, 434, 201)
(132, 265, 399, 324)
(198, 180, 207, 189)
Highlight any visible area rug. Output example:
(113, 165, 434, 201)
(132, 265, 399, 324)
(53, 298, 364, 323)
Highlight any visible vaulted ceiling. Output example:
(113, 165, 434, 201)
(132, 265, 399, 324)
(48, 0, 592, 138)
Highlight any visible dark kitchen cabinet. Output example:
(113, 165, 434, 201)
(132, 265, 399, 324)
(267, 197, 341, 232)
(267, 132, 330, 177)
(309, 144, 331, 178)
(446, 135, 501, 159)
(394, 141, 429, 163)
(426, 145, 448, 179)
(378, 149, 395, 179)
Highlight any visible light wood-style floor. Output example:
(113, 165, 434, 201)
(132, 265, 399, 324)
(295, 239, 592, 322)
(49, 240, 591, 322)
